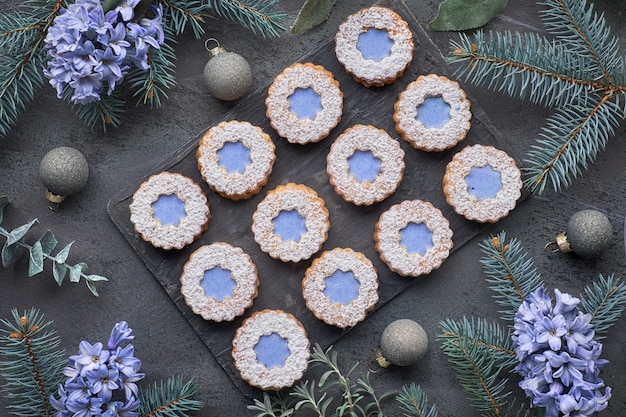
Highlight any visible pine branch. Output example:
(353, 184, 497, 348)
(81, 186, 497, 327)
(127, 28, 178, 107)
(539, 0, 620, 83)
(447, 0, 626, 194)
(523, 96, 621, 193)
(478, 232, 544, 322)
(160, 0, 211, 38)
(438, 317, 519, 416)
(396, 383, 438, 417)
(579, 273, 626, 339)
(0, 0, 64, 139)
(0, 308, 65, 417)
(207, 0, 287, 39)
(137, 376, 203, 417)
(67, 88, 126, 131)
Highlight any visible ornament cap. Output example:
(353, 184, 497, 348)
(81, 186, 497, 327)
(205, 38, 226, 58)
(374, 349, 392, 369)
(555, 231, 573, 253)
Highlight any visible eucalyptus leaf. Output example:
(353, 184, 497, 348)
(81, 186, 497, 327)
(290, 0, 336, 34)
(6, 219, 37, 246)
(53, 262, 67, 285)
(69, 263, 88, 283)
(55, 242, 74, 264)
(28, 240, 44, 277)
(0, 195, 10, 224)
(428, 0, 508, 31)
(38, 229, 58, 255)
(2, 239, 24, 267)
(87, 274, 108, 282)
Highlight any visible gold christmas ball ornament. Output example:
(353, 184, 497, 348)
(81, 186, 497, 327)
(376, 319, 428, 367)
(39, 147, 89, 209)
(203, 38, 252, 101)
(547, 209, 613, 258)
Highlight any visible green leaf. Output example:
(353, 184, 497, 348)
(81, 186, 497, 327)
(2, 239, 24, 267)
(290, 0, 335, 34)
(52, 262, 67, 286)
(69, 262, 87, 283)
(28, 240, 44, 276)
(55, 242, 73, 264)
(0, 195, 10, 224)
(38, 229, 58, 255)
(7, 218, 37, 245)
(428, 0, 508, 31)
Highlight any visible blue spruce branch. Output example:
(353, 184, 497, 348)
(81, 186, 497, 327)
(447, 0, 626, 194)
(0, 308, 65, 417)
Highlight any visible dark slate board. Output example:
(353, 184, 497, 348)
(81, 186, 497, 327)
(108, 0, 515, 397)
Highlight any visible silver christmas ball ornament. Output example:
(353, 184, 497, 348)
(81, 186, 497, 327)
(39, 147, 89, 207)
(203, 38, 252, 101)
(376, 319, 428, 367)
(552, 209, 613, 258)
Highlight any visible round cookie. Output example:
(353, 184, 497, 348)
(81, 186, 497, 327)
(327, 124, 405, 206)
(252, 183, 329, 263)
(443, 144, 522, 223)
(374, 199, 453, 277)
(335, 6, 414, 87)
(302, 248, 379, 328)
(129, 171, 210, 250)
(180, 242, 259, 322)
(232, 309, 310, 390)
(197, 120, 276, 200)
(394, 74, 471, 151)
(265, 62, 343, 144)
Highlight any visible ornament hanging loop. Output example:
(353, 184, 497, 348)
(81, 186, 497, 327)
(544, 232, 572, 253)
(204, 38, 226, 58)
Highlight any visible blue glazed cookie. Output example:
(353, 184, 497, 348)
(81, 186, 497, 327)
(327, 124, 405, 205)
(197, 120, 276, 200)
(335, 6, 414, 87)
(129, 171, 210, 250)
(265, 62, 343, 144)
(232, 309, 310, 390)
(180, 242, 259, 322)
(302, 248, 379, 328)
(252, 183, 329, 262)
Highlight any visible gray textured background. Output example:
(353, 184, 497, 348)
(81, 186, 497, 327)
(1, 0, 625, 415)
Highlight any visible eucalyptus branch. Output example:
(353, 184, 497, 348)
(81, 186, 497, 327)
(0, 196, 108, 296)
(447, 0, 626, 194)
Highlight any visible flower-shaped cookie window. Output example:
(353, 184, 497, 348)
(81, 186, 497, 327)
(400, 222, 433, 256)
(324, 270, 360, 304)
(417, 95, 451, 129)
(201, 267, 236, 301)
(254, 333, 290, 368)
(151, 194, 186, 227)
(348, 150, 381, 183)
(465, 165, 502, 200)
(272, 210, 307, 242)
(357, 28, 393, 61)
(217, 141, 252, 174)
(288, 87, 322, 120)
